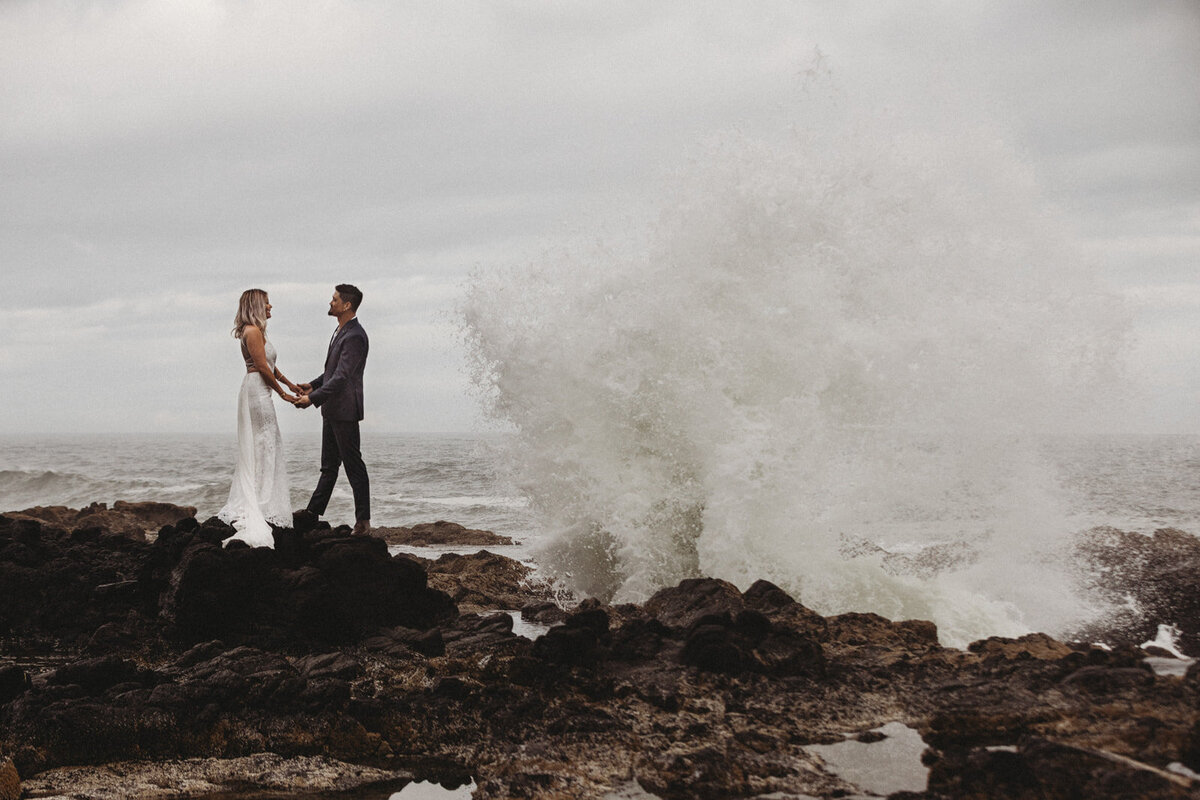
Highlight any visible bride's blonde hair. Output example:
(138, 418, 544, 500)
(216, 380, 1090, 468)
(233, 288, 269, 339)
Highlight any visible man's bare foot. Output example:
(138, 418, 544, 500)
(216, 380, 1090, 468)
(352, 519, 371, 536)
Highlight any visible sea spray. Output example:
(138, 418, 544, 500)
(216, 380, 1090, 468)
(462, 115, 1128, 645)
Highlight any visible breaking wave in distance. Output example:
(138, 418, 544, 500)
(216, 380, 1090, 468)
(462, 107, 1128, 646)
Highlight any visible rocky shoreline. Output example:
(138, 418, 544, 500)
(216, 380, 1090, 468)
(3, 503, 1200, 798)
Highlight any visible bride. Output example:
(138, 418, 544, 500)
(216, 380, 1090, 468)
(218, 288, 302, 547)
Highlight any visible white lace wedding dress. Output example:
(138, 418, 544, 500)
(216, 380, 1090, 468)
(217, 337, 291, 547)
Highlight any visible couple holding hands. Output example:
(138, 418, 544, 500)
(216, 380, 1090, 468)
(217, 284, 371, 547)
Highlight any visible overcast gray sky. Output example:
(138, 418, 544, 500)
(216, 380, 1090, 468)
(2, 1, 1198, 435)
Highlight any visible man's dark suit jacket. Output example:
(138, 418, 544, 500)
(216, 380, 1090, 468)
(308, 317, 368, 421)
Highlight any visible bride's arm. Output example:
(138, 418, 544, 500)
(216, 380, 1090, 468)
(273, 366, 300, 393)
(243, 327, 298, 403)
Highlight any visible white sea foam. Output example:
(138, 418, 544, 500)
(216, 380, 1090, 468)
(1143, 623, 1194, 677)
(462, 105, 1129, 645)
(1143, 623, 1187, 659)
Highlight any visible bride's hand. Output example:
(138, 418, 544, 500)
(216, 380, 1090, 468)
(282, 393, 299, 404)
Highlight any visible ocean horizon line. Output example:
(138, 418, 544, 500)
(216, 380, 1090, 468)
(2, 428, 1198, 439)
(0, 429, 506, 439)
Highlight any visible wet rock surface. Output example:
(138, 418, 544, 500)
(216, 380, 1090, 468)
(18, 753, 414, 800)
(0, 757, 17, 800)
(924, 738, 1198, 799)
(6, 500, 196, 542)
(1, 509, 1199, 798)
(0, 510, 456, 653)
(376, 520, 515, 547)
(413, 549, 558, 613)
(1073, 526, 1200, 655)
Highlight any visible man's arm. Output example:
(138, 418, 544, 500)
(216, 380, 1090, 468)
(307, 335, 366, 408)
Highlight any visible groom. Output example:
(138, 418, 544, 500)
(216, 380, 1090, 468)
(295, 284, 371, 535)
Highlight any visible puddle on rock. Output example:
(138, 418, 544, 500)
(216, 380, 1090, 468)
(388, 780, 476, 798)
(191, 770, 473, 800)
(1146, 656, 1195, 677)
(806, 721, 929, 796)
(490, 610, 555, 640)
(601, 779, 664, 799)
(196, 780, 474, 799)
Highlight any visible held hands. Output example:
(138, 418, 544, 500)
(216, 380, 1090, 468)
(291, 382, 313, 408)
(281, 382, 313, 408)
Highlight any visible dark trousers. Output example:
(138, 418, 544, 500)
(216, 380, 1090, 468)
(307, 419, 370, 521)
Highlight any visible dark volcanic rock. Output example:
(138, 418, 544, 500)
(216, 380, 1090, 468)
(362, 626, 446, 658)
(17, 754, 412, 800)
(0, 514, 155, 645)
(4, 501, 196, 541)
(521, 601, 569, 625)
(676, 608, 825, 678)
(531, 605, 611, 667)
(0, 663, 29, 704)
(111, 501, 199, 530)
(0, 510, 456, 651)
(525, 581, 828, 681)
(1060, 664, 1156, 694)
(376, 520, 514, 547)
(925, 738, 1196, 799)
(420, 550, 555, 612)
(4, 505, 1200, 799)
(644, 577, 746, 628)
(680, 621, 751, 674)
(1073, 526, 1200, 655)
(0, 757, 17, 800)
(159, 528, 457, 646)
(46, 655, 145, 696)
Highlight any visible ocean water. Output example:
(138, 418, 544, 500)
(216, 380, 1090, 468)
(3, 431, 1200, 629)
(0, 431, 536, 559)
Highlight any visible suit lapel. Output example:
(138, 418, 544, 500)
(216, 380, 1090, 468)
(325, 328, 340, 371)
(325, 319, 358, 372)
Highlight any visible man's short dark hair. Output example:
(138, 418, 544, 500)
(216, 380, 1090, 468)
(336, 284, 363, 311)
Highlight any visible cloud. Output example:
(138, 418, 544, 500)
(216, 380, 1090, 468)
(1126, 283, 1200, 311)
(1, 1, 1199, 432)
